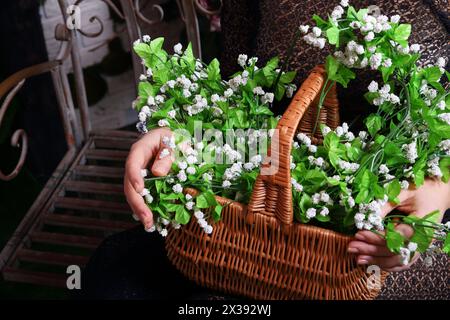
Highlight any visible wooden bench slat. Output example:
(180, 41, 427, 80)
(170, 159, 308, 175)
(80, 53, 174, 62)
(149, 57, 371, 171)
(2, 267, 66, 288)
(64, 180, 124, 195)
(54, 197, 130, 214)
(30, 231, 103, 249)
(44, 214, 136, 232)
(84, 149, 129, 161)
(17, 249, 90, 267)
(73, 165, 125, 178)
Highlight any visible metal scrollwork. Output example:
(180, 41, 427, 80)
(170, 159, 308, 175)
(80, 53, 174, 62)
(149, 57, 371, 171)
(0, 80, 28, 181)
(134, 0, 164, 26)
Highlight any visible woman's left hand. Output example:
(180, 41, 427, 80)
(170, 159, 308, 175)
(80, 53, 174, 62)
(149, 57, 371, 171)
(347, 178, 450, 272)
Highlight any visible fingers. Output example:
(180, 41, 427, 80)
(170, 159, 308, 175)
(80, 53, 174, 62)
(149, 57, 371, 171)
(380, 189, 413, 217)
(151, 146, 174, 177)
(354, 230, 386, 246)
(347, 240, 395, 257)
(356, 254, 403, 269)
(124, 179, 153, 229)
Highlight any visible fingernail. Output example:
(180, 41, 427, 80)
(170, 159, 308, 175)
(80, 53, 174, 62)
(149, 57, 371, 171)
(357, 259, 369, 265)
(348, 247, 359, 254)
(132, 214, 140, 221)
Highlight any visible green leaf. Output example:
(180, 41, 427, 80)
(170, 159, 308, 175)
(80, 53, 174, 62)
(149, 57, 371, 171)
(207, 58, 221, 82)
(312, 14, 328, 28)
(386, 222, 405, 253)
(326, 27, 340, 46)
(280, 71, 296, 84)
(365, 114, 383, 137)
(213, 204, 223, 222)
(316, 213, 331, 222)
(133, 43, 150, 60)
(443, 233, 450, 254)
(325, 56, 339, 79)
(196, 194, 209, 208)
(386, 179, 401, 204)
(175, 206, 191, 225)
(440, 157, 450, 183)
(393, 24, 411, 41)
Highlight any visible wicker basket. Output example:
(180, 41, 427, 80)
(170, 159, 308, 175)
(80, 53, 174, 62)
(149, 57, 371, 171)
(165, 66, 387, 299)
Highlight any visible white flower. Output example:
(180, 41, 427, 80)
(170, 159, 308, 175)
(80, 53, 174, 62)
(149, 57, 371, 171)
(158, 119, 170, 127)
(379, 164, 389, 174)
(194, 210, 204, 220)
(389, 94, 400, 104)
(211, 94, 221, 103)
(140, 188, 150, 197)
(174, 43, 183, 55)
(382, 58, 392, 68)
(340, 0, 349, 7)
(368, 81, 379, 93)
(160, 228, 168, 237)
(222, 180, 232, 188)
(168, 110, 176, 119)
(202, 173, 212, 182)
(261, 92, 274, 104)
(185, 201, 195, 210)
(402, 141, 418, 163)
(142, 35, 151, 42)
(299, 25, 309, 34)
(347, 197, 355, 208)
(436, 100, 446, 110)
(186, 166, 196, 175)
(138, 112, 147, 122)
(369, 53, 382, 70)
(146, 68, 153, 77)
(177, 170, 187, 182)
(237, 54, 248, 67)
(436, 57, 446, 68)
(407, 242, 418, 252)
(312, 27, 322, 37)
(286, 84, 297, 98)
(364, 32, 375, 42)
(319, 207, 329, 216)
(147, 95, 156, 106)
(159, 148, 170, 159)
(204, 225, 213, 234)
(306, 208, 317, 219)
(350, 21, 361, 29)
(224, 88, 234, 98)
(410, 44, 420, 53)
(399, 247, 410, 265)
(308, 145, 317, 153)
(198, 218, 207, 228)
(390, 15, 400, 23)
(397, 44, 410, 55)
(315, 38, 326, 49)
(400, 180, 410, 190)
(172, 184, 183, 193)
(139, 74, 147, 81)
(248, 57, 258, 65)
(140, 169, 148, 178)
(253, 86, 265, 96)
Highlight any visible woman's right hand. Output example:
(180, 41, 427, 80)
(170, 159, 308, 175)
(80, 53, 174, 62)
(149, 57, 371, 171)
(124, 128, 174, 230)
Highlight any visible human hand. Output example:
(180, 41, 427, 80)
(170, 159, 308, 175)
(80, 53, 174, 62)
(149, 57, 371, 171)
(124, 128, 174, 230)
(348, 178, 450, 272)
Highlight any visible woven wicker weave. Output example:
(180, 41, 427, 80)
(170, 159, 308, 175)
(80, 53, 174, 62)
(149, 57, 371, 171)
(165, 66, 387, 300)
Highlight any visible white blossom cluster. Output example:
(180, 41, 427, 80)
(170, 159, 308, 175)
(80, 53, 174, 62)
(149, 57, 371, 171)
(427, 157, 443, 178)
(438, 139, 450, 156)
(367, 82, 400, 106)
(399, 242, 418, 265)
(354, 197, 387, 231)
(401, 140, 418, 164)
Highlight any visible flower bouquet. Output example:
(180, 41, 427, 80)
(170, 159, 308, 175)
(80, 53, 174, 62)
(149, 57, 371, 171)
(131, 1, 449, 299)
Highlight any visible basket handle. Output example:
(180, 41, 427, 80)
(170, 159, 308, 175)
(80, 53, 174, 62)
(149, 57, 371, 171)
(247, 65, 338, 226)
